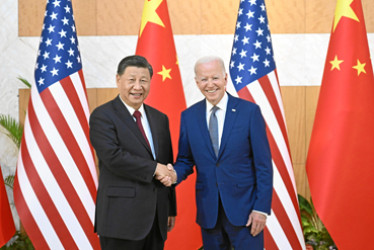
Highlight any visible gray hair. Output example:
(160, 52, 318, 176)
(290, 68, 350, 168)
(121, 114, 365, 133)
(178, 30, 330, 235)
(194, 56, 226, 76)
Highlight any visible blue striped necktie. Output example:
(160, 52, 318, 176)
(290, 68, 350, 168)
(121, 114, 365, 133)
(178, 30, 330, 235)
(209, 106, 219, 157)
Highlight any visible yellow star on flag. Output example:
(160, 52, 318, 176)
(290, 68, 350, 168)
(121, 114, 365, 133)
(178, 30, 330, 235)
(333, 0, 359, 32)
(330, 55, 344, 71)
(352, 59, 366, 76)
(157, 65, 172, 81)
(139, 0, 165, 37)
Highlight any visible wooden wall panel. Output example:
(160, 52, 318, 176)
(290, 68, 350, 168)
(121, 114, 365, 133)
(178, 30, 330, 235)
(18, 89, 30, 128)
(21, 0, 374, 36)
(305, 86, 320, 154)
(200, 0, 238, 34)
(363, 0, 374, 32)
(281, 86, 306, 165)
(18, 0, 45, 37)
(294, 164, 310, 200)
(73, 0, 97, 35)
(168, 0, 202, 35)
(266, 0, 305, 34)
(94, 88, 118, 107)
(306, 0, 335, 33)
(96, 0, 142, 35)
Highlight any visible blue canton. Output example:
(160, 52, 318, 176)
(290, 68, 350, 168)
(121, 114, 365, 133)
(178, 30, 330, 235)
(229, 0, 276, 92)
(35, 0, 81, 93)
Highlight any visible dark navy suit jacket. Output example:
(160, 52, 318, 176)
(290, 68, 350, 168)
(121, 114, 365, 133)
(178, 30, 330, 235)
(89, 96, 176, 241)
(174, 93, 273, 229)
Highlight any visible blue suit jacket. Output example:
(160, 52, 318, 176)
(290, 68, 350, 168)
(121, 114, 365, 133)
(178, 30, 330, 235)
(174, 93, 273, 229)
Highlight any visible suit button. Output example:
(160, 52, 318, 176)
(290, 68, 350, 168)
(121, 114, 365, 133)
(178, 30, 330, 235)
(216, 163, 219, 167)
(216, 183, 218, 187)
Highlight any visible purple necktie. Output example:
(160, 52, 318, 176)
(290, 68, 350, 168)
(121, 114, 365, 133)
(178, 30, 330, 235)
(133, 110, 150, 148)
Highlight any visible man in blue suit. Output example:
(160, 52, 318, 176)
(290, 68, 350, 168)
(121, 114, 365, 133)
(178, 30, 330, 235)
(170, 56, 273, 249)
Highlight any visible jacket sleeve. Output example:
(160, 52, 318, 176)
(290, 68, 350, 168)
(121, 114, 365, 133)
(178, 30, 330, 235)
(174, 112, 195, 184)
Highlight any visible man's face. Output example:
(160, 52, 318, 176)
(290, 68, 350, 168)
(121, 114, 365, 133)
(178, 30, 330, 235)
(116, 66, 151, 110)
(195, 60, 227, 106)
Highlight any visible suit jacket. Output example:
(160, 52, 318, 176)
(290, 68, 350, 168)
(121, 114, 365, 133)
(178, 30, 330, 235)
(89, 96, 176, 241)
(174, 93, 272, 229)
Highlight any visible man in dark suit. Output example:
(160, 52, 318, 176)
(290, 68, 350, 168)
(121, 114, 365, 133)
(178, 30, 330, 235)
(170, 56, 273, 250)
(89, 55, 176, 250)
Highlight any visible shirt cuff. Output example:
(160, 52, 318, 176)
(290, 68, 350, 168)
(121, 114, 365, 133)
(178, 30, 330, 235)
(252, 210, 268, 218)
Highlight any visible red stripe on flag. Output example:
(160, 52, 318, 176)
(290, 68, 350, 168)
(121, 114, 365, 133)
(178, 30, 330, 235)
(40, 88, 97, 200)
(266, 131, 301, 221)
(13, 173, 49, 250)
(60, 77, 92, 154)
(20, 134, 77, 248)
(77, 70, 97, 162)
(272, 191, 303, 249)
(264, 227, 277, 250)
(27, 98, 98, 246)
(258, 75, 290, 152)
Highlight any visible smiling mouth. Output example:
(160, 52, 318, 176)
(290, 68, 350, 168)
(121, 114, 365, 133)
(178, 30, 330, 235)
(131, 93, 143, 97)
(206, 89, 217, 93)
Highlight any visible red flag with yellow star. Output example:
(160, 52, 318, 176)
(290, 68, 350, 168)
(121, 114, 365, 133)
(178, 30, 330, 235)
(306, 0, 374, 248)
(136, 0, 202, 249)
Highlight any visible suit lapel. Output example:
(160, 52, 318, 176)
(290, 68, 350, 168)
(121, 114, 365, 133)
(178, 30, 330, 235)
(112, 96, 153, 155)
(218, 94, 239, 158)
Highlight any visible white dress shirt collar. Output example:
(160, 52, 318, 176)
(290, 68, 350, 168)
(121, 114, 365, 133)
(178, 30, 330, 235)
(205, 92, 228, 113)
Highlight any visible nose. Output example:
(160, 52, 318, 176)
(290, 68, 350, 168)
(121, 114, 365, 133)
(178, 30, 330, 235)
(133, 80, 142, 89)
(207, 78, 215, 86)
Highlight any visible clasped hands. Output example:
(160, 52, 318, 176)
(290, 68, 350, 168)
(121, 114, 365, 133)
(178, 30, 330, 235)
(155, 163, 177, 187)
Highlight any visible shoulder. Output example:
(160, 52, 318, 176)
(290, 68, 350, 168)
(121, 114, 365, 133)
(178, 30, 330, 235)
(182, 99, 205, 115)
(90, 96, 119, 118)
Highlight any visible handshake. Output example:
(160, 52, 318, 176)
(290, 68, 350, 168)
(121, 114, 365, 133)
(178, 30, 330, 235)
(155, 163, 177, 187)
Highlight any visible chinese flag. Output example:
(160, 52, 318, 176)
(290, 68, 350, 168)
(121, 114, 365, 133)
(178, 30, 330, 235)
(306, 0, 374, 249)
(0, 165, 15, 247)
(136, 0, 202, 249)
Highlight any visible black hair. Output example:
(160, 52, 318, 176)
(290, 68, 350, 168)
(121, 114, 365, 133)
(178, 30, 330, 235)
(117, 55, 153, 77)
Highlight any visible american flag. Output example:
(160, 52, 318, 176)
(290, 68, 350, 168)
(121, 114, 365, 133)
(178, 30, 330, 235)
(229, 0, 305, 249)
(13, 0, 100, 249)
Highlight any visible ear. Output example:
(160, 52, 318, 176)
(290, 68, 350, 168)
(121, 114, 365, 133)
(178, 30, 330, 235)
(116, 74, 120, 87)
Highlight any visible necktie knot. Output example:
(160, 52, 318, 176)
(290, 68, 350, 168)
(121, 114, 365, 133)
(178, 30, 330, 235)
(133, 110, 141, 120)
(211, 106, 219, 115)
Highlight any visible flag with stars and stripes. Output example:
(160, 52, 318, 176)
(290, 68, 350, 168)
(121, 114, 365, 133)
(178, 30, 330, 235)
(229, 0, 305, 249)
(13, 0, 100, 249)
(307, 0, 374, 248)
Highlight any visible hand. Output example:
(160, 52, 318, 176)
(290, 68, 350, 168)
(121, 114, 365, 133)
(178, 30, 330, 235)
(246, 211, 267, 237)
(167, 216, 176, 232)
(155, 163, 176, 187)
